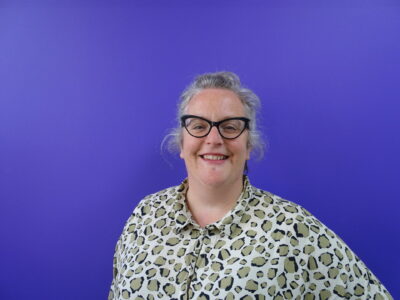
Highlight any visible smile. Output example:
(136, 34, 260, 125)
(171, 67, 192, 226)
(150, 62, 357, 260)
(200, 154, 228, 160)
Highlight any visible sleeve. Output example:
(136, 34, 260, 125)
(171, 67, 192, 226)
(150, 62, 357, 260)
(298, 210, 393, 300)
(108, 237, 122, 300)
(326, 238, 393, 300)
(108, 211, 140, 300)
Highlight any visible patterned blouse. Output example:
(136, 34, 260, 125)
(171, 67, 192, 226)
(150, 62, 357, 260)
(109, 177, 392, 300)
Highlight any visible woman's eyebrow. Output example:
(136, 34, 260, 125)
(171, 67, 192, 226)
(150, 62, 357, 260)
(186, 115, 246, 121)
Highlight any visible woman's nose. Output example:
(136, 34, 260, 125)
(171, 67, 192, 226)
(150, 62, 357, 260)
(205, 126, 223, 144)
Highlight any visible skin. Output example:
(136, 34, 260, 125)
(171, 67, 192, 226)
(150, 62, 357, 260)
(180, 88, 251, 227)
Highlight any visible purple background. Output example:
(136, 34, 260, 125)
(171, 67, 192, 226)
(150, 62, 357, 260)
(1, 1, 399, 299)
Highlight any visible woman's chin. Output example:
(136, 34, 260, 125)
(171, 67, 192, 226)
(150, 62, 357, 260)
(199, 171, 230, 187)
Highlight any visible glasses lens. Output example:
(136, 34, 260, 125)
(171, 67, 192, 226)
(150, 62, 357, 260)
(184, 117, 210, 137)
(219, 119, 246, 138)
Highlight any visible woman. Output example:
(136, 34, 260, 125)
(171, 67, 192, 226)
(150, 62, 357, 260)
(109, 72, 392, 299)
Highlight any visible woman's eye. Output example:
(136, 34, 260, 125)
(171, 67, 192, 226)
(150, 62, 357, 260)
(222, 124, 238, 132)
(190, 122, 207, 130)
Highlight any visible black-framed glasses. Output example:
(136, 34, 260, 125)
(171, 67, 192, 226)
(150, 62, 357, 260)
(181, 115, 250, 139)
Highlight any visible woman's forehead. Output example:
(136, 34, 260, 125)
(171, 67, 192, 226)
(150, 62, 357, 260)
(185, 88, 245, 117)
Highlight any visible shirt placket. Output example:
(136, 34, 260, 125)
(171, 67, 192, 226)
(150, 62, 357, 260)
(183, 227, 209, 299)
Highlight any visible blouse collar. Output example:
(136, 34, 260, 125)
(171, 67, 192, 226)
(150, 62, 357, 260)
(173, 176, 254, 237)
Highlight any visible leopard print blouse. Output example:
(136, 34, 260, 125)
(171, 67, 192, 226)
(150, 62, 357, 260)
(109, 177, 392, 300)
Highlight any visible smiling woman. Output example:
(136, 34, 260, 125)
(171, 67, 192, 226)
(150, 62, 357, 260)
(108, 72, 393, 300)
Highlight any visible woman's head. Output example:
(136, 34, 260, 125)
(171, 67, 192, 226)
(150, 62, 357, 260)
(179, 88, 251, 187)
(167, 71, 264, 160)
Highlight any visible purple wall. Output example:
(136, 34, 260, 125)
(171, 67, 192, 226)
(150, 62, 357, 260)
(1, 1, 399, 299)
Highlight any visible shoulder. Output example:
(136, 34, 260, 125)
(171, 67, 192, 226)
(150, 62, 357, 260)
(249, 184, 321, 225)
(249, 184, 352, 267)
(248, 184, 346, 249)
(249, 185, 350, 267)
(122, 182, 186, 231)
(136, 184, 182, 212)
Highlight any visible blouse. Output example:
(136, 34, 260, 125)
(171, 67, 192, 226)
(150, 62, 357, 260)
(109, 177, 392, 300)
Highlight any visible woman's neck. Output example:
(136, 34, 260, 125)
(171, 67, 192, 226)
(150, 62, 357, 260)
(185, 177, 244, 227)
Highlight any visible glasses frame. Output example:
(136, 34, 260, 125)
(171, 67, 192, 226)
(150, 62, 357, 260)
(181, 114, 250, 139)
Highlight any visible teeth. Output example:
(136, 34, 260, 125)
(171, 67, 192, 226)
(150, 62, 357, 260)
(203, 155, 227, 160)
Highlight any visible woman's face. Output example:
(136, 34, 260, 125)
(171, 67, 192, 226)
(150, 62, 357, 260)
(180, 88, 250, 188)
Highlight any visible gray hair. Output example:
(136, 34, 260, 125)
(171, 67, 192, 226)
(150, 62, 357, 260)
(164, 71, 265, 159)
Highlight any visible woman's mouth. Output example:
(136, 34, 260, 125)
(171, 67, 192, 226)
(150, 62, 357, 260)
(200, 154, 229, 160)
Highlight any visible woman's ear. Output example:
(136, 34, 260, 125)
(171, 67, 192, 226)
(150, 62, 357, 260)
(179, 143, 184, 159)
(179, 135, 184, 159)
(246, 144, 251, 160)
